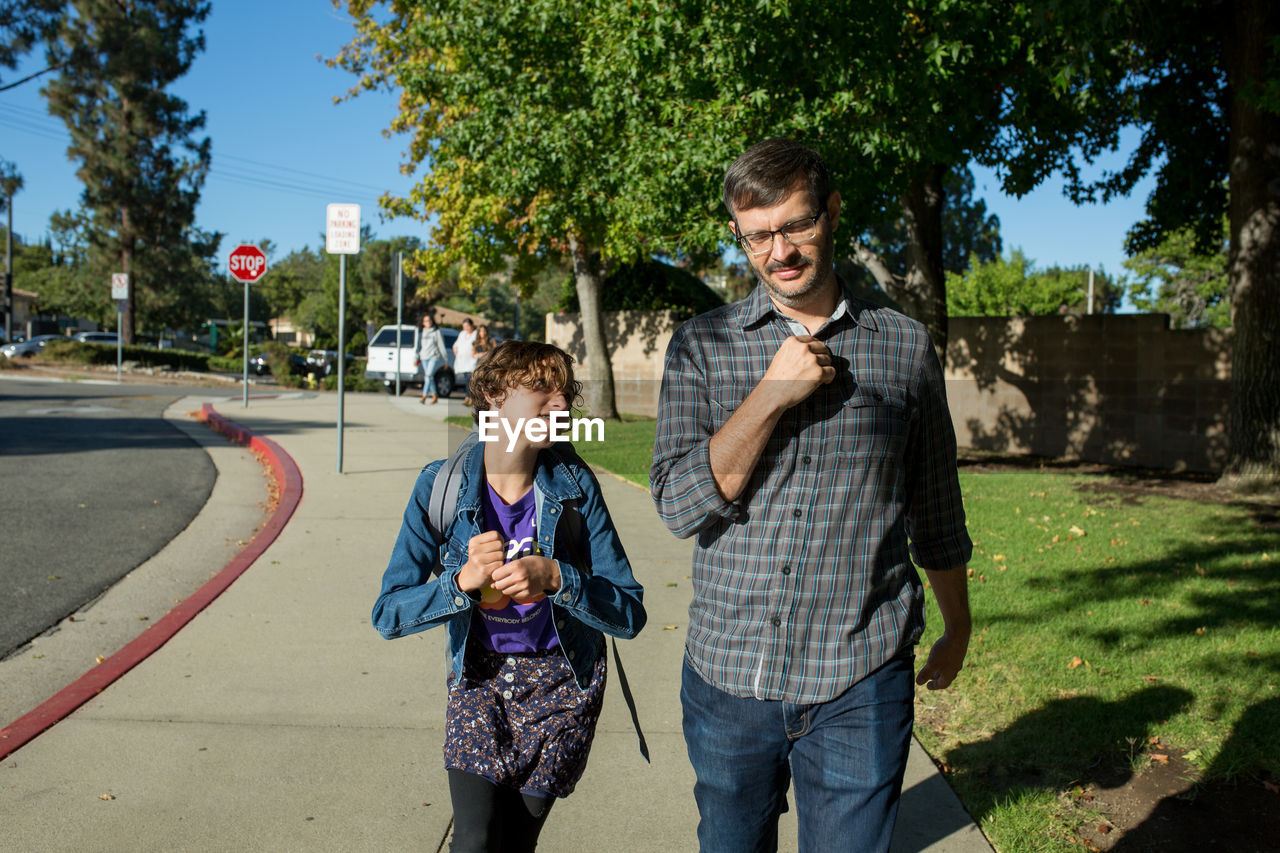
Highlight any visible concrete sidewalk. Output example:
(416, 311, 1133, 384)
(0, 389, 991, 852)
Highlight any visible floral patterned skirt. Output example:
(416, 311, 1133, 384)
(443, 641, 606, 798)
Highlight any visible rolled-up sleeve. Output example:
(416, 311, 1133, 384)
(650, 323, 740, 539)
(904, 341, 973, 572)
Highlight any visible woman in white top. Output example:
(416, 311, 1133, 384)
(453, 317, 478, 405)
(417, 313, 449, 404)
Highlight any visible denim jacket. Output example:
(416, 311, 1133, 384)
(373, 441, 646, 689)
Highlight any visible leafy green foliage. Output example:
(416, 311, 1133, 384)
(946, 251, 1122, 317)
(1124, 218, 1230, 329)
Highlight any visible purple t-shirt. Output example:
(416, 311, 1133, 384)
(473, 482, 560, 653)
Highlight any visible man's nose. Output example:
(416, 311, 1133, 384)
(768, 231, 800, 261)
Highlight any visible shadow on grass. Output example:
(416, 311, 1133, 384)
(1107, 696, 1280, 852)
(944, 685, 1194, 820)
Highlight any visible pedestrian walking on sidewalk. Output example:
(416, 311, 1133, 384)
(417, 312, 449, 404)
(454, 317, 478, 406)
(376, 340, 647, 853)
(650, 138, 974, 853)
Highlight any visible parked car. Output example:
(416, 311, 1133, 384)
(248, 352, 307, 376)
(364, 324, 458, 396)
(305, 349, 358, 377)
(1, 334, 63, 358)
(72, 331, 120, 344)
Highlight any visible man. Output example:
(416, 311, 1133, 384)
(650, 138, 973, 853)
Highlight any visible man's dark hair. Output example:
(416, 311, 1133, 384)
(723, 138, 831, 217)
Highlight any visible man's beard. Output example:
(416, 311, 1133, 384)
(751, 237, 835, 308)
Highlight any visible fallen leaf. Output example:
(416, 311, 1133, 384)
(1195, 564, 1206, 576)
(966, 568, 975, 578)
(1142, 675, 1160, 683)
(1263, 780, 1279, 794)
(1097, 823, 1111, 835)
(663, 625, 677, 630)
(1148, 735, 1161, 745)
(1069, 525, 1085, 537)
(1068, 656, 1085, 669)
(664, 582, 678, 588)
(1195, 626, 1206, 636)
(992, 553, 1005, 562)
(98, 793, 115, 801)
(1150, 753, 1169, 764)
(95, 655, 106, 664)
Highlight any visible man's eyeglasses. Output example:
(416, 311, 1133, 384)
(733, 210, 827, 256)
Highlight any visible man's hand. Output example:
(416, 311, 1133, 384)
(457, 530, 504, 593)
(491, 555, 562, 604)
(915, 629, 970, 691)
(757, 334, 836, 411)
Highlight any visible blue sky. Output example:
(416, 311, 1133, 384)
(2, 1, 1154, 288)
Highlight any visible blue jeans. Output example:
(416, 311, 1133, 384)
(680, 653, 914, 853)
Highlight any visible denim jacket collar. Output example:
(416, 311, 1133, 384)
(453, 439, 585, 516)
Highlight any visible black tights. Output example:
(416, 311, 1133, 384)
(448, 770, 556, 853)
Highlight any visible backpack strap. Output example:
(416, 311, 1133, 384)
(426, 431, 479, 559)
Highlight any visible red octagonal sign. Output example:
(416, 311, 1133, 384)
(228, 244, 268, 283)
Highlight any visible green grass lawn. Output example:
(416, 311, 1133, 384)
(448, 414, 1280, 851)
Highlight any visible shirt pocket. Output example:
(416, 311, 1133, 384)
(834, 384, 913, 463)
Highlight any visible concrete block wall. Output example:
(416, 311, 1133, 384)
(548, 310, 1232, 473)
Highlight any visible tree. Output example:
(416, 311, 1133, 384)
(42, 0, 213, 344)
(946, 250, 1122, 317)
(1, 159, 22, 340)
(1124, 219, 1230, 329)
(0, 0, 60, 90)
(1009, 0, 1280, 483)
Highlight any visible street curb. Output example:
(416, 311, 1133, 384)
(0, 404, 303, 760)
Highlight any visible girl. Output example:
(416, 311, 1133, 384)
(374, 341, 646, 853)
(417, 311, 449, 405)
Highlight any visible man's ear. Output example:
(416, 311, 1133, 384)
(826, 191, 842, 233)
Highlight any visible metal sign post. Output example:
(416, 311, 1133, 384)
(394, 251, 404, 398)
(227, 244, 269, 408)
(110, 273, 128, 382)
(326, 204, 361, 474)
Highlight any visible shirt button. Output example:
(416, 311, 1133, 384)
(802, 455, 812, 465)
(506, 656, 516, 666)
(503, 672, 515, 683)
(873, 391, 884, 401)
(502, 689, 513, 700)
(781, 566, 791, 575)
(792, 509, 802, 518)
(556, 620, 566, 630)
(770, 616, 781, 627)
(568, 650, 576, 660)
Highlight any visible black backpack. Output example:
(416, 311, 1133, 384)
(425, 431, 648, 761)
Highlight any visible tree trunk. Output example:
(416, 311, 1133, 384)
(850, 238, 898, 294)
(568, 236, 619, 420)
(1222, 0, 1280, 484)
(900, 163, 949, 367)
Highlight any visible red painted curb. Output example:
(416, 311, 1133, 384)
(0, 404, 304, 760)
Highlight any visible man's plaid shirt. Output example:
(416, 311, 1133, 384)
(650, 283, 972, 704)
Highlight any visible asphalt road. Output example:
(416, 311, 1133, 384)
(0, 377, 233, 659)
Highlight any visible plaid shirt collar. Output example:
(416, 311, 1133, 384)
(733, 274, 882, 337)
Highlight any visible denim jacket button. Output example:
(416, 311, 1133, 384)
(560, 592, 571, 603)
(453, 596, 465, 607)
(550, 507, 558, 514)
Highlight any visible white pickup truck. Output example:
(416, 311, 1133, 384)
(364, 324, 458, 396)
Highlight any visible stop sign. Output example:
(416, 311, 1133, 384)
(228, 244, 268, 283)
